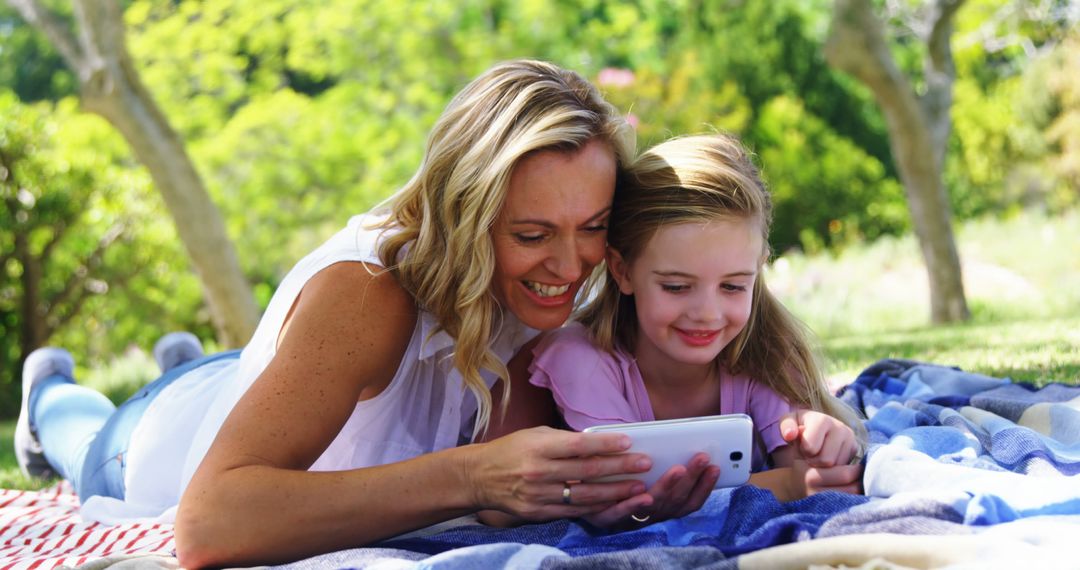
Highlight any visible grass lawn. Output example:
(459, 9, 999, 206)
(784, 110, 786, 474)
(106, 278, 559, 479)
(1, 210, 1077, 490)
(771, 209, 1080, 387)
(0, 422, 58, 491)
(822, 315, 1080, 387)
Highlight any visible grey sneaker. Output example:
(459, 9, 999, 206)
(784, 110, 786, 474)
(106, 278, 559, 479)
(152, 332, 204, 373)
(15, 347, 75, 478)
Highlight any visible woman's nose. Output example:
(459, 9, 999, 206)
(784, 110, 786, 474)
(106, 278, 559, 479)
(544, 236, 583, 282)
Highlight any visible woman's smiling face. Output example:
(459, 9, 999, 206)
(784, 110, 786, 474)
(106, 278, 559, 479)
(491, 138, 616, 331)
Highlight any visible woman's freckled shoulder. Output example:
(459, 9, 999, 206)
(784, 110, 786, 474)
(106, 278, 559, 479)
(308, 262, 416, 314)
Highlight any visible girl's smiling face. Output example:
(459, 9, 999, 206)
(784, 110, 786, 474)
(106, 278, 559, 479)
(608, 217, 764, 371)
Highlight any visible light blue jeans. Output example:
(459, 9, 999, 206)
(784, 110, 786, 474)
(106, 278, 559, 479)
(29, 350, 241, 502)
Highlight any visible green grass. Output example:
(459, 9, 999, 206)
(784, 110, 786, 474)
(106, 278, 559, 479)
(821, 315, 1080, 387)
(1, 209, 1077, 491)
(0, 422, 59, 491)
(768, 209, 1080, 386)
(769, 209, 1080, 338)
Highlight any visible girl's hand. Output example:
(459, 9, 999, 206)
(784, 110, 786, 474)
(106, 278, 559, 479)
(789, 457, 863, 498)
(581, 452, 719, 528)
(466, 426, 653, 521)
(779, 410, 859, 467)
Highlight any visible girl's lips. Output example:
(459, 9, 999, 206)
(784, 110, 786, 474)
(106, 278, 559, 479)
(674, 327, 721, 347)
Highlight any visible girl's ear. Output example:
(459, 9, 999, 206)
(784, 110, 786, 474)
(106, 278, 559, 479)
(606, 246, 634, 295)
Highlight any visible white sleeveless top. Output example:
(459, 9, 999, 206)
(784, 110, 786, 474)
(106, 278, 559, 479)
(79, 213, 539, 523)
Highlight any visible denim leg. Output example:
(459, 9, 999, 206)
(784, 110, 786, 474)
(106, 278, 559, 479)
(77, 350, 242, 503)
(29, 375, 116, 491)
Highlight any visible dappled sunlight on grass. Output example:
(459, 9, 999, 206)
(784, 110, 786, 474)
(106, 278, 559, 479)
(823, 316, 1080, 387)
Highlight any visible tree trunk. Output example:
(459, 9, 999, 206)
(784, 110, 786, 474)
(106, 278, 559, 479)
(14, 232, 47, 358)
(7, 0, 260, 345)
(825, 0, 970, 323)
(883, 110, 970, 322)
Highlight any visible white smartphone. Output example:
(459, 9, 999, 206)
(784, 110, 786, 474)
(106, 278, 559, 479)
(582, 414, 753, 488)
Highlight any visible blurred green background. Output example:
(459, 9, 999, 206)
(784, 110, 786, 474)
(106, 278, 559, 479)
(1, 0, 1078, 425)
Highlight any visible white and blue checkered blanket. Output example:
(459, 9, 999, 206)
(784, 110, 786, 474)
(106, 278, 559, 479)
(268, 359, 1080, 569)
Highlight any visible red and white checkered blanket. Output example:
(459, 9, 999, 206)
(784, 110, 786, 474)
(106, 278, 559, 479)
(0, 483, 174, 570)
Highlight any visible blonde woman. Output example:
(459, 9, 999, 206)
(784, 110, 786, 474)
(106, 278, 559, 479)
(16, 60, 652, 567)
(517, 134, 866, 527)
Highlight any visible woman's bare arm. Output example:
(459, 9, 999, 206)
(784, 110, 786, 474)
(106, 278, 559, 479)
(174, 264, 651, 567)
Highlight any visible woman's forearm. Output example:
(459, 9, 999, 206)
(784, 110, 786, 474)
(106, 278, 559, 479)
(175, 444, 477, 568)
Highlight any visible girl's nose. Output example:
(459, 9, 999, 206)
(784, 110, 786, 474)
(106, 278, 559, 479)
(690, 290, 724, 322)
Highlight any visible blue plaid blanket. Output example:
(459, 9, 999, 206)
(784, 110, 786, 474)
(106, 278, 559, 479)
(276, 360, 1080, 569)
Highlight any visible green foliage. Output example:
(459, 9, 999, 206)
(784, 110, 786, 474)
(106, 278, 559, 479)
(0, 4, 76, 102)
(753, 95, 908, 252)
(0, 93, 209, 417)
(1044, 36, 1080, 203)
(1, 0, 1075, 419)
(945, 0, 1080, 217)
(119, 0, 905, 280)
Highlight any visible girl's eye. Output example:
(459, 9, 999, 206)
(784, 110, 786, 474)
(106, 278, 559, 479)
(661, 283, 689, 293)
(583, 224, 608, 234)
(722, 283, 749, 293)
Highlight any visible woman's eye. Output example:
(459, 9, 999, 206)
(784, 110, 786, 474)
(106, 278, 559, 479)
(722, 283, 749, 293)
(514, 233, 546, 244)
(583, 224, 608, 234)
(661, 283, 689, 293)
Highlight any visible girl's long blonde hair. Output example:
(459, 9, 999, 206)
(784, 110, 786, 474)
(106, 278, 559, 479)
(375, 59, 635, 433)
(578, 134, 864, 438)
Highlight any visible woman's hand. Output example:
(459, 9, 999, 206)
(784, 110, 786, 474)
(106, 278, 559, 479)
(465, 426, 654, 521)
(779, 409, 860, 467)
(582, 452, 719, 528)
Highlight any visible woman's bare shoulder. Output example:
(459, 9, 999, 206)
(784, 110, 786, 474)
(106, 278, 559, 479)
(273, 261, 419, 399)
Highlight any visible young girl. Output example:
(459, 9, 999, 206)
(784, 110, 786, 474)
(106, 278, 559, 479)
(528, 133, 866, 525)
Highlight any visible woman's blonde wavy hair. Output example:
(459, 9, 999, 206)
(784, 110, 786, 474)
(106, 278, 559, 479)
(373, 59, 635, 433)
(577, 134, 865, 441)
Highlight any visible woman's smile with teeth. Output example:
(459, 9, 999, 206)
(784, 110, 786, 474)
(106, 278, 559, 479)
(524, 281, 570, 297)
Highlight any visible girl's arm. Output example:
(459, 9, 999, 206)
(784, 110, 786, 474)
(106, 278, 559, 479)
(174, 263, 649, 568)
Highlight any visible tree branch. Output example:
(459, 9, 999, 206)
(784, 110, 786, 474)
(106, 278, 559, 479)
(926, 0, 967, 77)
(75, 0, 124, 58)
(920, 0, 966, 164)
(825, 0, 922, 127)
(39, 220, 71, 261)
(47, 252, 139, 335)
(44, 222, 124, 323)
(5, 0, 86, 73)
